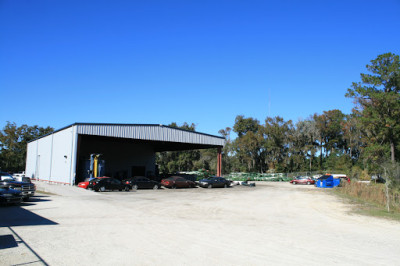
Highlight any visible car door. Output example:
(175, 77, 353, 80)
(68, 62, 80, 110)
(111, 178, 121, 190)
(100, 179, 110, 190)
(142, 178, 152, 189)
(176, 178, 189, 188)
(135, 178, 144, 188)
(211, 178, 220, 187)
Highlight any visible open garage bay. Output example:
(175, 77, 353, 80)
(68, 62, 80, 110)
(1, 182, 399, 265)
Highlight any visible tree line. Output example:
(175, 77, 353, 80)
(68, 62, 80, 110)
(158, 53, 400, 183)
(0, 122, 54, 172)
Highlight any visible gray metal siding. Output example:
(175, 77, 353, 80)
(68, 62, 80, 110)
(76, 125, 225, 146)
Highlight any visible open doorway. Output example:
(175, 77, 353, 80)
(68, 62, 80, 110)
(131, 166, 146, 177)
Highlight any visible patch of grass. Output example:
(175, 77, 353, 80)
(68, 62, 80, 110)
(330, 186, 400, 221)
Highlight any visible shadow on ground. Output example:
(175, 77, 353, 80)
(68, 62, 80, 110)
(0, 196, 58, 227)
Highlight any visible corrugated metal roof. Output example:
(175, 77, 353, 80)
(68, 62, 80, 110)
(76, 123, 225, 146)
(29, 123, 225, 147)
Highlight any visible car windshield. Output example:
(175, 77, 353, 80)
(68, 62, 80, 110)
(0, 173, 15, 181)
(22, 177, 31, 183)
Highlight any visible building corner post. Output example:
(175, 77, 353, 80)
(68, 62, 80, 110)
(217, 147, 222, 177)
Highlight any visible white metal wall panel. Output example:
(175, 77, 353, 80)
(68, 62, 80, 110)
(25, 141, 37, 178)
(50, 127, 74, 184)
(36, 135, 53, 180)
(76, 124, 225, 146)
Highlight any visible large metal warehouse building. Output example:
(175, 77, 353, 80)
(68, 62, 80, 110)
(25, 123, 225, 185)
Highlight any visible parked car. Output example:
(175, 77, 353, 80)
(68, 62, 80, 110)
(0, 186, 23, 205)
(198, 177, 231, 188)
(290, 176, 315, 185)
(12, 172, 32, 183)
(123, 176, 161, 190)
(0, 172, 36, 201)
(371, 175, 386, 184)
(78, 176, 109, 189)
(161, 176, 197, 189)
(88, 177, 131, 192)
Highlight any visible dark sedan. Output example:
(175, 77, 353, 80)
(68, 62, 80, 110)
(88, 177, 131, 192)
(161, 176, 197, 189)
(123, 176, 161, 190)
(198, 177, 231, 188)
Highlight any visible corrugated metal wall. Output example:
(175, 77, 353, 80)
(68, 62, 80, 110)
(25, 127, 75, 184)
(76, 124, 225, 146)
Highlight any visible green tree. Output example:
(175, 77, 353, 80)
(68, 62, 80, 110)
(0, 122, 54, 172)
(346, 52, 400, 163)
(233, 115, 260, 137)
(231, 116, 264, 172)
(156, 122, 200, 174)
(342, 113, 362, 161)
(293, 119, 320, 172)
(217, 127, 234, 174)
(314, 110, 346, 168)
(263, 116, 292, 172)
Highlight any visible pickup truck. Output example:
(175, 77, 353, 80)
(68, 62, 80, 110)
(0, 186, 23, 205)
(0, 172, 36, 201)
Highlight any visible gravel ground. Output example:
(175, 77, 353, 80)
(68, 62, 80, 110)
(1, 181, 399, 266)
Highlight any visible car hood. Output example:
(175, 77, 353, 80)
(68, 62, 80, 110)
(0, 187, 22, 194)
(1, 180, 29, 185)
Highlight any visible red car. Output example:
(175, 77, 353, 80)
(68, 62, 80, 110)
(161, 176, 197, 189)
(290, 176, 315, 185)
(77, 176, 109, 189)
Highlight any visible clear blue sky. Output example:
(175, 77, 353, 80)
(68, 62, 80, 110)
(1, 0, 399, 137)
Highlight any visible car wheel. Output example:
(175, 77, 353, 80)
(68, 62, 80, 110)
(292, 182, 296, 185)
(307, 181, 310, 185)
(133, 185, 138, 190)
(125, 186, 130, 191)
(153, 185, 158, 190)
(208, 184, 212, 189)
(100, 186, 106, 192)
(172, 185, 177, 189)
(224, 184, 227, 188)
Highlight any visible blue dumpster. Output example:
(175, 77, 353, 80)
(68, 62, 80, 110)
(316, 175, 341, 188)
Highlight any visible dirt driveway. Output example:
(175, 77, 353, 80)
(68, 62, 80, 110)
(1, 182, 399, 265)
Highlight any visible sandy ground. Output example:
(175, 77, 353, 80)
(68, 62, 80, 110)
(1, 181, 400, 266)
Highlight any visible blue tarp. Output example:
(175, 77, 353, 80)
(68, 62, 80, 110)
(316, 176, 341, 188)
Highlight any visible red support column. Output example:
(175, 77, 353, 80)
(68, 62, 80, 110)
(217, 147, 222, 177)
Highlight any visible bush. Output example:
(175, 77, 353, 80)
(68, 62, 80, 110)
(348, 166, 370, 181)
(339, 182, 400, 212)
